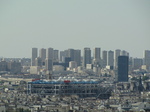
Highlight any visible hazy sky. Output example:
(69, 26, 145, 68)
(0, 0, 150, 58)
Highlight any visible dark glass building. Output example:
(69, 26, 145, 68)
(118, 56, 129, 82)
(83, 48, 91, 68)
(64, 57, 71, 70)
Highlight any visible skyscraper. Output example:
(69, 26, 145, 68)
(94, 48, 101, 60)
(83, 48, 91, 68)
(114, 49, 121, 69)
(31, 48, 38, 66)
(64, 57, 71, 70)
(102, 50, 107, 68)
(93, 47, 101, 67)
(45, 48, 53, 71)
(68, 49, 75, 61)
(144, 50, 150, 70)
(118, 56, 129, 82)
(46, 48, 53, 59)
(74, 49, 81, 66)
(107, 50, 114, 67)
(45, 58, 53, 71)
(39, 48, 46, 65)
(53, 50, 59, 62)
(60, 51, 65, 62)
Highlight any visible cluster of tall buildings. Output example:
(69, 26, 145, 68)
(31, 48, 150, 82)
(31, 47, 131, 69)
(31, 48, 150, 69)
(32, 48, 54, 72)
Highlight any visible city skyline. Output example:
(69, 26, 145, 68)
(0, 47, 149, 59)
(0, 0, 150, 58)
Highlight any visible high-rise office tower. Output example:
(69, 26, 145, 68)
(45, 58, 53, 71)
(114, 49, 121, 69)
(46, 48, 53, 72)
(93, 47, 101, 67)
(67, 49, 81, 66)
(64, 50, 69, 58)
(59, 50, 68, 63)
(53, 50, 59, 62)
(64, 57, 71, 70)
(94, 48, 101, 60)
(129, 57, 133, 71)
(60, 51, 65, 62)
(107, 50, 114, 67)
(68, 49, 75, 61)
(31, 48, 38, 66)
(74, 49, 81, 66)
(144, 50, 150, 70)
(46, 48, 53, 59)
(118, 56, 129, 82)
(102, 50, 107, 68)
(83, 48, 91, 68)
(39, 48, 46, 65)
